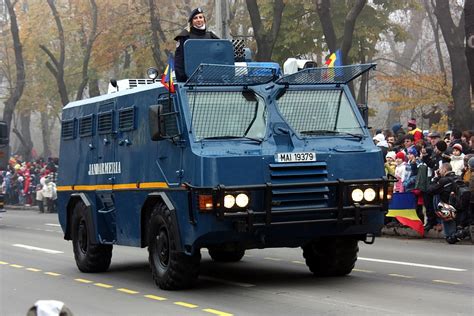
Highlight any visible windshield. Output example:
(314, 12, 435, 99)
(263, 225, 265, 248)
(187, 91, 266, 141)
(275, 89, 364, 136)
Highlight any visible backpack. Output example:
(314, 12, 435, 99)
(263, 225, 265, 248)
(449, 178, 470, 211)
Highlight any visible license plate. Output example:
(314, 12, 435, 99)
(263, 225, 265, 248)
(275, 152, 316, 163)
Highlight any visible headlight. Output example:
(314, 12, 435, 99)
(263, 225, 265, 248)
(224, 194, 235, 209)
(363, 188, 376, 202)
(351, 189, 364, 202)
(235, 193, 249, 207)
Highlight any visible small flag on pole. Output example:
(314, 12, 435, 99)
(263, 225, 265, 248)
(386, 192, 424, 237)
(161, 55, 175, 93)
(324, 49, 342, 67)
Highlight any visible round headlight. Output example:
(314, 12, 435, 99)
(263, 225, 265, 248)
(235, 193, 249, 208)
(351, 188, 364, 202)
(364, 188, 376, 202)
(224, 194, 235, 209)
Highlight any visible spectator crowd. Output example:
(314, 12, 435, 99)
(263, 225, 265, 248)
(1, 156, 58, 213)
(374, 119, 474, 244)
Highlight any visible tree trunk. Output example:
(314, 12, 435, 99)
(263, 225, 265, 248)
(17, 112, 33, 161)
(246, 0, 285, 61)
(423, 0, 447, 84)
(40, 0, 69, 107)
(316, 0, 366, 64)
(76, 0, 98, 101)
(434, 0, 472, 131)
(88, 76, 100, 97)
(41, 111, 52, 158)
(465, 0, 474, 94)
(2, 0, 26, 136)
(148, 0, 168, 69)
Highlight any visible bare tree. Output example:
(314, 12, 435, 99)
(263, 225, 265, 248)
(2, 0, 25, 136)
(246, 0, 285, 61)
(148, 0, 169, 69)
(433, 0, 472, 130)
(316, 0, 366, 64)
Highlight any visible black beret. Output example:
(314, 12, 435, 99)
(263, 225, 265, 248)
(188, 7, 204, 22)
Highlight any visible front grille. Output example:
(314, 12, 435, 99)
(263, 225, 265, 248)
(269, 162, 329, 211)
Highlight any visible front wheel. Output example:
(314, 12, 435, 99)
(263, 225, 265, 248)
(71, 202, 112, 272)
(148, 203, 200, 290)
(302, 237, 358, 276)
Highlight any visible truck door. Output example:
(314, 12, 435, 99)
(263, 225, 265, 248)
(94, 101, 117, 243)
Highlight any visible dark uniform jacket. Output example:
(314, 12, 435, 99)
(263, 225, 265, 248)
(174, 27, 219, 82)
(427, 171, 458, 203)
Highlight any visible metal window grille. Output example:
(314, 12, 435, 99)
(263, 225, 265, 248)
(157, 98, 179, 137)
(98, 111, 113, 134)
(79, 115, 94, 137)
(61, 119, 76, 140)
(118, 107, 135, 131)
(188, 91, 259, 141)
(276, 90, 341, 132)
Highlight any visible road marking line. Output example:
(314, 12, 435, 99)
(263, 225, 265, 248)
(144, 294, 167, 301)
(203, 308, 234, 316)
(12, 244, 63, 254)
(353, 268, 374, 273)
(200, 276, 256, 288)
(358, 257, 467, 272)
(10, 264, 23, 268)
(388, 273, 414, 279)
(45, 230, 55, 232)
(45, 223, 61, 227)
(243, 254, 253, 257)
(94, 283, 113, 288)
(26, 268, 42, 272)
(433, 279, 462, 285)
(75, 278, 93, 284)
(0, 261, 8, 265)
(44, 272, 61, 276)
(117, 288, 139, 294)
(174, 302, 198, 308)
(264, 257, 282, 261)
(291, 260, 305, 265)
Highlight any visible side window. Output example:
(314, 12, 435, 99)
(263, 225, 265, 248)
(61, 119, 76, 140)
(79, 115, 94, 137)
(118, 106, 135, 131)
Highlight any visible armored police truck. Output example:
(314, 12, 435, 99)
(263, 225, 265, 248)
(57, 40, 391, 290)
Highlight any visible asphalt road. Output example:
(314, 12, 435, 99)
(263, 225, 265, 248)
(1, 209, 473, 316)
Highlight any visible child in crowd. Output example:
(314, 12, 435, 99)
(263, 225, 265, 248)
(394, 151, 406, 192)
(384, 151, 396, 177)
(450, 143, 465, 176)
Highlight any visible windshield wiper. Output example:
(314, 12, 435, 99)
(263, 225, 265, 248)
(300, 130, 364, 140)
(202, 136, 263, 143)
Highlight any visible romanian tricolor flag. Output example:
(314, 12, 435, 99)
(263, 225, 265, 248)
(386, 192, 424, 237)
(324, 49, 342, 67)
(161, 55, 175, 93)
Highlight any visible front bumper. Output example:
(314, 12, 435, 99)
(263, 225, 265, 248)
(186, 177, 391, 232)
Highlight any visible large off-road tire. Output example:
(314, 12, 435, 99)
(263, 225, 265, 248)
(302, 237, 358, 277)
(72, 202, 112, 272)
(208, 248, 245, 262)
(148, 203, 200, 290)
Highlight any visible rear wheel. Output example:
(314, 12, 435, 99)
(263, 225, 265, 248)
(208, 248, 245, 262)
(302, 237, 358, 276)
(148, 203, 200, 290)
(72, 202, 112, 272)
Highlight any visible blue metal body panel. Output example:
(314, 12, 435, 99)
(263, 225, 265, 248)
(58, 62, 387, 255)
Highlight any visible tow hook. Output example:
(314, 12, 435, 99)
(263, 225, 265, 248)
(363, 233, 375, 244)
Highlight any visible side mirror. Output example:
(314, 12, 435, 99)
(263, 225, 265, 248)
(149, 102, 180, 141)
(149, 104, 165, 141)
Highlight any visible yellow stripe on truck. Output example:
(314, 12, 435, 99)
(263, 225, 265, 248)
(56, 182, 169, 192)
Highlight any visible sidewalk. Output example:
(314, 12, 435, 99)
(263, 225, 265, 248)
(4, 204, 40, 211)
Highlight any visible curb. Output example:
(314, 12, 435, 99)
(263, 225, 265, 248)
(4, 205, 40, 211)
(382, 226, 444, 239)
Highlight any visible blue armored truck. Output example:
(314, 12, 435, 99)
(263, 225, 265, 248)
(57, 40, 391, 290)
